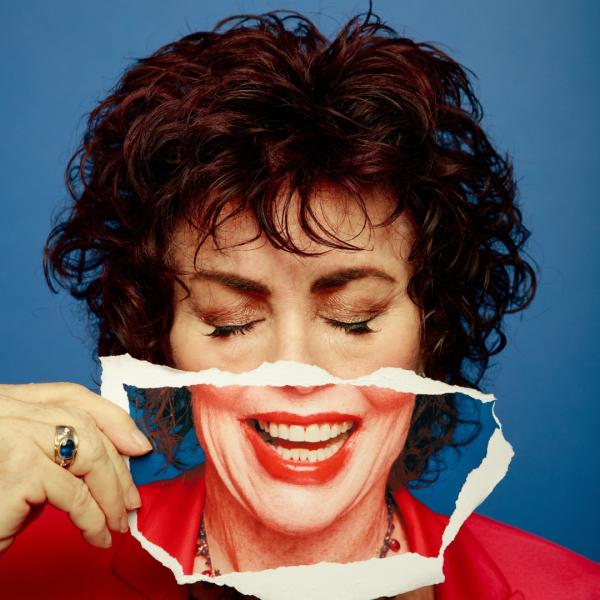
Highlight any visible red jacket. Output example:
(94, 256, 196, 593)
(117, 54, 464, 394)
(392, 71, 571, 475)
(1, 466, 598, 599)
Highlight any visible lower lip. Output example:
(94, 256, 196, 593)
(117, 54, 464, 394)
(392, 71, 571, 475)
(244, 422, 357, 485)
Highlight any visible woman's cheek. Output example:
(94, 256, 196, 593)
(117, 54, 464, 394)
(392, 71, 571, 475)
(362, 389, 416, 413)
(189, 384, 236, 447)
(359, 389, 416, 455)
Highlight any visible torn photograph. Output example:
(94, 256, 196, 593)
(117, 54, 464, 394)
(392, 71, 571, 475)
(1, 1, 599, 599)
(104, 356, 505, 598)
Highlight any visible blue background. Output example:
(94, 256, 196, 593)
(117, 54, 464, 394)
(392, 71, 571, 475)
(1, 1, 598, 561)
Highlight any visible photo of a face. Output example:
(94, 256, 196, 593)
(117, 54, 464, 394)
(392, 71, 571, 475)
(188, 383, 415, 540)
(110, 357, 503, 599)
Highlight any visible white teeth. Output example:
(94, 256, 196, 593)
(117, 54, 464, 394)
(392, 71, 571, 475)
(305, 424, 320, 442)
(271, 433, 350, 463)
(278, 423, 289, 439)
(289, 425, 304, 442)
(257, 419, 355, 463)
(258, 420, 355, 441)
(319, 423, 331, 441)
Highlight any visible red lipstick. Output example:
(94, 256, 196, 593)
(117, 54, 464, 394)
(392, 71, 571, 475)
(246, 411, 359, 425)
(243, 412, 360, 485)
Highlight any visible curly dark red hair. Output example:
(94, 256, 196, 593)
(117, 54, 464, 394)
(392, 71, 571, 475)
(44, 7, 536, 485)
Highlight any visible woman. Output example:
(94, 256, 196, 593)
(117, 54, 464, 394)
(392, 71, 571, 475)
(0, 7, 597, 599)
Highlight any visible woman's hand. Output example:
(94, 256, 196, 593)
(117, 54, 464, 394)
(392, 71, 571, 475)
(0, 382, 152, 552)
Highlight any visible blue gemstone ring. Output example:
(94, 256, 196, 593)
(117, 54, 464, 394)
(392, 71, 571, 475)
(54, 425, 79, 468)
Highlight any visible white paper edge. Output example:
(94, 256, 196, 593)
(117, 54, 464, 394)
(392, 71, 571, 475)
(101, 353, 511, 600)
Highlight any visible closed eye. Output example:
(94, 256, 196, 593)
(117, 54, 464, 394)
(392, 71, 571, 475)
(324, 318, 376, 335)
(204, 319, 265, 338)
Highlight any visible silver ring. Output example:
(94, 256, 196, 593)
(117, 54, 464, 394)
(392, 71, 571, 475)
(54, 425, 79, 468)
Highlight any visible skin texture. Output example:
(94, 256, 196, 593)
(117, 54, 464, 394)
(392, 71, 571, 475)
(169, 184, 426, 573)
(0, 382, 152, 552)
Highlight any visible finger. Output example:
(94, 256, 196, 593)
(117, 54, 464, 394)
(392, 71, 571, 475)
(0, 383, 153, 456)
(99, 430, 141, 513)
(77, 432, 129, 533)
(0, 481, 36, 553)
(0, 455, 111, 551)
(1, 405, 137, 526)
(26, 415, 128, 533)
(0, 418, 45, 552)
(39, 458, 113, 548)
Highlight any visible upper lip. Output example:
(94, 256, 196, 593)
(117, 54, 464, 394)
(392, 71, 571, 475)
(244, 411, 361, 425)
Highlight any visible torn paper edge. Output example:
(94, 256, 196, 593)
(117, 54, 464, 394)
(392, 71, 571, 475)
(101, 353, 511, 600)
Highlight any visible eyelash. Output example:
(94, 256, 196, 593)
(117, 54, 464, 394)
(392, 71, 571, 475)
(205, 317, 377, 338)
(205, 320, 262, 338)
(325, 318, 376, 335)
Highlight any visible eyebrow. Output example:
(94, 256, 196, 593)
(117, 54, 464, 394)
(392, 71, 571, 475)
(192, 267, 396, 295)
(310, 267, 396, 292)
(193, 269, 270, 295)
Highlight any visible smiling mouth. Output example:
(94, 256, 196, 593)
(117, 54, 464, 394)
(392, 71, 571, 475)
(242, 412, 360, 484)
(251, 419, 356, 463)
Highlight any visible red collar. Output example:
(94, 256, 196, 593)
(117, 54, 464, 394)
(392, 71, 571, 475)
(111, 466, 514, 599)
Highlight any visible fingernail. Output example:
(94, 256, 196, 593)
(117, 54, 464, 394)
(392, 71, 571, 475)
(103, 530, 112, 548)
(130, 429, 153, 452)
(120, 513, 129, 533)
(126, 486, 142, 510)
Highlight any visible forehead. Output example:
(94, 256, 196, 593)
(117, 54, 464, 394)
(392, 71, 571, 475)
(169, 183, 415, 272)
